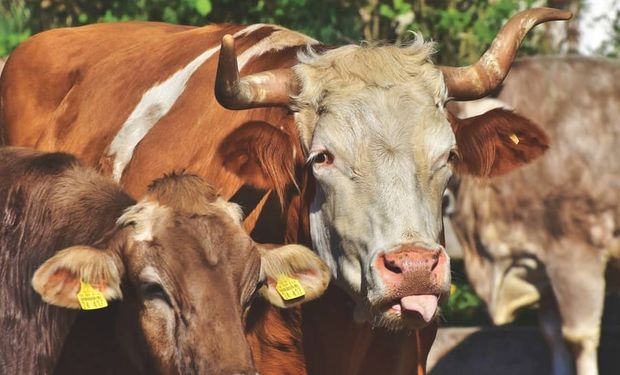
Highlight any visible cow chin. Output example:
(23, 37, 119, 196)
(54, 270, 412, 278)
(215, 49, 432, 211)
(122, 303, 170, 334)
(365, 288, 449, 331)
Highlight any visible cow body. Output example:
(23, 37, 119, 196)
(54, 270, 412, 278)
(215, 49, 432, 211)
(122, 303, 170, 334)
(0, 11, 566, 374)
(448, 56, 620, 375)
(0, 147, 328, 374)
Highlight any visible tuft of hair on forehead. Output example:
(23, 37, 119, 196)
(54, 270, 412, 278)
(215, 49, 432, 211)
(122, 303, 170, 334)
(293, 34, 444, 108)
(146, 172, 219, 215)
(291, 34, 447, 147)
(144, 172, 244, 224)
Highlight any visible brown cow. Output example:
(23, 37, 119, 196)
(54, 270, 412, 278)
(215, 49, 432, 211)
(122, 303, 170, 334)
(446, 56, 620, 375)
(0, 8, 570, 374)
(0, 146, 329, 374)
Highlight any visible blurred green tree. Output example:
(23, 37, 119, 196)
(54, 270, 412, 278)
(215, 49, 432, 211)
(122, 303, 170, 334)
(0, 0, 578, 63)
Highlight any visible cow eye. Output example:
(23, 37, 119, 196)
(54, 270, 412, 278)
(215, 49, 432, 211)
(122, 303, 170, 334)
(448, 149, 459, 163)
(140, 282, 172, 306)
(310, 151, 334, 165)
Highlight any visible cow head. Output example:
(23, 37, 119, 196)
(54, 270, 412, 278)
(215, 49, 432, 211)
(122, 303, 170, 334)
(32, 174, 329, 374)
(214, 8, 569, 329)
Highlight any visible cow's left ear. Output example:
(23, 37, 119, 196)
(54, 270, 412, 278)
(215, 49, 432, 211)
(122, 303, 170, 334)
(258, 244, 330, 308)
(449, 108, 549, 177)
(218, 121, 298, 204)
(32, 245, 124, 309)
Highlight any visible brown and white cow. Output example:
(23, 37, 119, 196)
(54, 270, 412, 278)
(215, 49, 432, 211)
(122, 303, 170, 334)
(446, 56, 620, 375)
(0, 8, 570, 374)
(0, 146, 329, 374)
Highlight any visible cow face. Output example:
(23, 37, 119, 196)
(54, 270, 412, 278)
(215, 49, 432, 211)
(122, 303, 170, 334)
(292, 45, 550, 330)
(32, 175, 329, 374)
(293, 47, 453, 329)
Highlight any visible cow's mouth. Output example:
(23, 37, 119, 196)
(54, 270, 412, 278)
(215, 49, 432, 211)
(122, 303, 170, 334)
(377, 294, 440, 329)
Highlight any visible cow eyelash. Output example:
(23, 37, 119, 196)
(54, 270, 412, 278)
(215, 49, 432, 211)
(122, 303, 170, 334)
(448, 149, 460, 163)
(307, 151, 334, 165)
(140, 282, 172, 306)
(243, 280, 265, 311)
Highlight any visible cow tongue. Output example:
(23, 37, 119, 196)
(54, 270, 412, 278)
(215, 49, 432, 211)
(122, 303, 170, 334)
(400, 295, 438, 323)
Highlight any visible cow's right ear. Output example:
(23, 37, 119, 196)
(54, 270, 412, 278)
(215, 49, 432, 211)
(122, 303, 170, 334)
(449, 108, 549, 177)
(258, 244, 331, 308)
(32, 245, 124, 309)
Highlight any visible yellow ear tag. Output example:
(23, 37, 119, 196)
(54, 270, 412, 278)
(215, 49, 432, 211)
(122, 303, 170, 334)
(275, 275, 306, 301)
(77, 281, 108, 310)
(509, 133, 520, 144)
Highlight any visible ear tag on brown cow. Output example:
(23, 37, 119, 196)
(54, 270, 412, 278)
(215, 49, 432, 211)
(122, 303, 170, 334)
(509, 133, 520, 144)
(77, 280, 108, 310)
(275, 275, 306, 301)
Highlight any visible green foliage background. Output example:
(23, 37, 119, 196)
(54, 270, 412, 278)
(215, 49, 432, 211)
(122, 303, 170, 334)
(0, 0, 581, 64)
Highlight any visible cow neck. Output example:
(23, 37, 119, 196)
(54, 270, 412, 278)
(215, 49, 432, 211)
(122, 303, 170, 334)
(301, 285, 437, 375)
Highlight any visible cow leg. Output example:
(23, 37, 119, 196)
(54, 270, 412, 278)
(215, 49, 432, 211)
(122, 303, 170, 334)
(539, 293, 574, 375)
(546, 241, 605, 375)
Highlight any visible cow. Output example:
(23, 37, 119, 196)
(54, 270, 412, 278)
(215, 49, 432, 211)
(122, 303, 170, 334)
(0, 8, 571, 375)
(0, 146, 329, 374)
(446, 56, 620, 375)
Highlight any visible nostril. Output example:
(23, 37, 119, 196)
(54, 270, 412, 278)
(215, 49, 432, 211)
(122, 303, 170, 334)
(383, 257, 403, 274)
(430, 249, 441, 271)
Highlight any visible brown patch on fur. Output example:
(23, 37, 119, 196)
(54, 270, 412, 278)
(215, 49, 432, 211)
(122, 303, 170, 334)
(449, 108, 549, 177)
(218, 121, 297, 206)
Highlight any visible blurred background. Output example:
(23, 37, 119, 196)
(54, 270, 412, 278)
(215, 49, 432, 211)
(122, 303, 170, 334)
(0, 0, 618, 374)
(0, 0, 618, 60)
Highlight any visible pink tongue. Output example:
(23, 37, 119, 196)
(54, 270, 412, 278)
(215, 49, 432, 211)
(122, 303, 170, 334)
(400, 295, 438, 323)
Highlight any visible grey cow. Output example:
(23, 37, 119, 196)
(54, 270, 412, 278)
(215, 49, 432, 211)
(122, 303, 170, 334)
(447, 56, 620, 375)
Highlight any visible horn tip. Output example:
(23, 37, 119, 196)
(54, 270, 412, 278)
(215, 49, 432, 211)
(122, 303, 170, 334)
(222, 34, 235, 48)
(552, 9, 573, 20)
(538, 7, 573, 21)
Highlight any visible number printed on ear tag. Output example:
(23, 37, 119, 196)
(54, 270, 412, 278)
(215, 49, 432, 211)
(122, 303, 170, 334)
(509, 133, 520, 144)
(77, 281, 108, 310)
(276, 275, 306, 301)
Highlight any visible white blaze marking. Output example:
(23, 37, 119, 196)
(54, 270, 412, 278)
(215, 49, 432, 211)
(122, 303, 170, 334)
(118, 200, 170, 242)
(107, 24, 317, 182)
(107, 44, 220, 181)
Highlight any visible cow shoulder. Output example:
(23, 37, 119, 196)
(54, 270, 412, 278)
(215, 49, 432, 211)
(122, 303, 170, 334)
(449, 108, 549, 177)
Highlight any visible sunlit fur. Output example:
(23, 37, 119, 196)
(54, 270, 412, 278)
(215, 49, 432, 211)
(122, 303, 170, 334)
(291, 36, 454, 325)
(31, 245, 124, 309)
(293, 35, 446, 148)
(259, 244, 330, 308)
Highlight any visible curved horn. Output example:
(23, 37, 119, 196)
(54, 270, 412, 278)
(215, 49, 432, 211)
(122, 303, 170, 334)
(215, 34, 299, 110)
(440, 7, 572, 101)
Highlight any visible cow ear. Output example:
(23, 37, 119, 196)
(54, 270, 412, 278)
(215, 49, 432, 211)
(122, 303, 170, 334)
(32, 245, 124, 309)
(450, 108, 549, 177)
(258, 244, 330, 308)
(218, 121, 297, 203)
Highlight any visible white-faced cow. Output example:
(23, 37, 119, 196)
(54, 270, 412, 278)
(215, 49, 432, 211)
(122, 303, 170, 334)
(0, 146, 329, 374)
(447, 56, 620, 375)
(0, 8, 570, 374)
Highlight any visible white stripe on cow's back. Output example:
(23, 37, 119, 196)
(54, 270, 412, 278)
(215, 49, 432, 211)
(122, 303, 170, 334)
(106, 24, 317, 182)
(107, 44, 220, 181)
